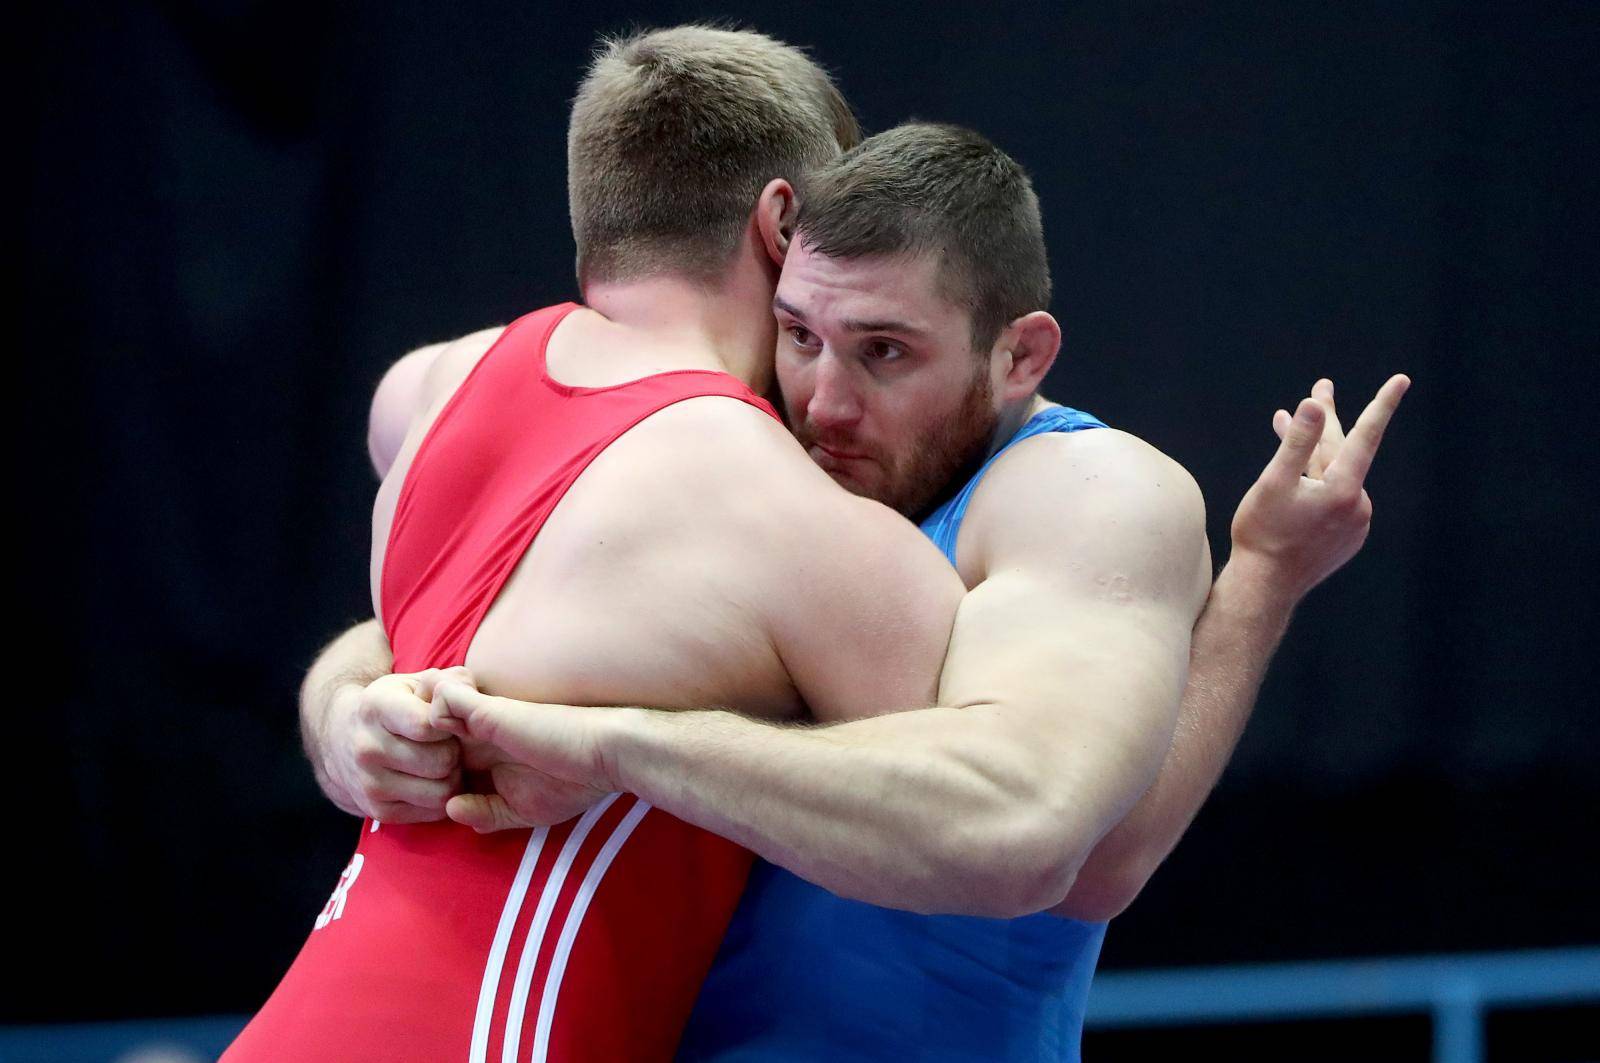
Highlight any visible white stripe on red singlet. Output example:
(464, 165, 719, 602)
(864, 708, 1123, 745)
(469, 826, 550, 1063)
(500, 794, 621, 1063)
(530, 799, 652, 1062)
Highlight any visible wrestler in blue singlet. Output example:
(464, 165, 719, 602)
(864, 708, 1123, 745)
(679, 405, 1110, 1062)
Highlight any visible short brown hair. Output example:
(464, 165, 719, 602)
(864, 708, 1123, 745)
(794, 122, 1051, 350)
(568, 25, 860, 290)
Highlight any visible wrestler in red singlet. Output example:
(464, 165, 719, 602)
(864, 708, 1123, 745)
(225, 303, 773, 1062)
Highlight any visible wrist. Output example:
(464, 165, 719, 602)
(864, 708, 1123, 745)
(596, 705, 661, 795)
(320, 681, 366, 767)
(1214, 550, 1302, 626)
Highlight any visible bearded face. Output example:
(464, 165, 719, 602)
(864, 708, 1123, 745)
(773, 241, 1014, 519)
(792, 360, 997, 518)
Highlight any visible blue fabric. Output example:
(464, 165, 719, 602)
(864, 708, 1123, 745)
(678, 405, 1110, 1062)
(920, 404, 1108, 565)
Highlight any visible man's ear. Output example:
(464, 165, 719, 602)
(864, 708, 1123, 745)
(991, 311, 1061, 402)
(755, 178, 799, 266)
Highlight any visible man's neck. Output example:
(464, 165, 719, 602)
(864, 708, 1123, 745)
(980, 393, 1053, 464)
(583, 272, 775, 394)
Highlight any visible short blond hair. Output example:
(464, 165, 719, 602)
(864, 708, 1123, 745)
(568, 25, 860, 290)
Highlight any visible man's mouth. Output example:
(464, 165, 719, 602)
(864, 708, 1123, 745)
(809, 442, 870, 465)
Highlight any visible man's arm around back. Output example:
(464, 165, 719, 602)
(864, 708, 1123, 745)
(434, 427, 1212, 917)
(307, 375, 1409, 919)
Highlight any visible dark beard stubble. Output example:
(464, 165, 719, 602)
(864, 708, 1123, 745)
(799, 364, 999, 521)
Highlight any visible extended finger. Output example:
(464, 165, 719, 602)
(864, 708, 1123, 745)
(1328, 374, 1411, 487)
(1262, 397, 1326, 486)
(1309, 378, 1346, 478)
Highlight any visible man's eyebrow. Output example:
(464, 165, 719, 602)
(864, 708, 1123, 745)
(841, 317, 928, 337)
(772, 296, 929, 338)
(772, 296, 807, 319)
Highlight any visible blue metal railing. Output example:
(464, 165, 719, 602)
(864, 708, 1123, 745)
(3, 948, 1596, 1062)
(1084, 946, 1600, 1063)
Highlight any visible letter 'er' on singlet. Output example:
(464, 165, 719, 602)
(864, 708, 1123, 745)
(224, 303, 778, 1063)
(678, 405, 1112, 1063)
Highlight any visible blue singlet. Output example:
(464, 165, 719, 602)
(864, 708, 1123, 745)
(678, 404, 1111, 1062)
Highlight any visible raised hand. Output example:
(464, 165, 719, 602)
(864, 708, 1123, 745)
(1232, 374, 1411, 599)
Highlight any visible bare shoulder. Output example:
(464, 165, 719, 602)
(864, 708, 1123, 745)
(661, 400, 946, 550)
(963, 426, 1210, 602)
(368, 327, 505, 478)
(607, 393, 812, 500)
(980, 427, 1203, 523)
(621, 395, 962, 719)
(418, 326, 507, 404)
(618, 396, 940, 557)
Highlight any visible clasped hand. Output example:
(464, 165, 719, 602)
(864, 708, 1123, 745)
(325, 667, 613, 833)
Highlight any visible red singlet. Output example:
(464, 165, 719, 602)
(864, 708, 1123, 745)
(224, 303, 776, 1062)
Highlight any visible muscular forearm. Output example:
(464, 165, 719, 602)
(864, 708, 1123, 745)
(1058, 555, 1296, 920)
(300, 619, 393, 813)
(601, 701, 1075, 918)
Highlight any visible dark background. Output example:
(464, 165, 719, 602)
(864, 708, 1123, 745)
(22, 0, 1598, 1029)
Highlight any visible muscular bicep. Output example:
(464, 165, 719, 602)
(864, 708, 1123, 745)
(933, 430, 1212, 861)
(939, 571, 1195, 773)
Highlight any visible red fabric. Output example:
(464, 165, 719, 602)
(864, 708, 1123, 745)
(225, 303, 774, 1062)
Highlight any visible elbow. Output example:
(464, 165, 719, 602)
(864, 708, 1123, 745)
(1052, 847, 1167, 922)
(935, 806, 1089, 919)
(1051, 865, 1146, 923)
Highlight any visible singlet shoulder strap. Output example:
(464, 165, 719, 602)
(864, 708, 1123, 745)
(919, 405, 1107, 565)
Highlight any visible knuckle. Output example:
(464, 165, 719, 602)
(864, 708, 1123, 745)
(1333, 485, 1365, 512)
(421, 748, 458, 780)
(386, 710, 425, 742)
(354, 690, 382, 723)
(351, 735, 383, 769)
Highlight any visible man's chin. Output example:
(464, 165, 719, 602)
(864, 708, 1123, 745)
(824, 468, 874, 497)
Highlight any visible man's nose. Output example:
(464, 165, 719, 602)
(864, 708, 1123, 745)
(806, 352, 863, 429)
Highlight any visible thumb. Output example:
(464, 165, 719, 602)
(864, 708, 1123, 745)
(1263, 397, 1325, 485)
(446, 792, 528, 833)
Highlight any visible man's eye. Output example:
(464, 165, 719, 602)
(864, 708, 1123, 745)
(864, 340, 904, 362)
(788, 326, 820, 350)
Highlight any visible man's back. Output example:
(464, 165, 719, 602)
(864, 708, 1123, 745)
(226, 303, 962, 1063)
